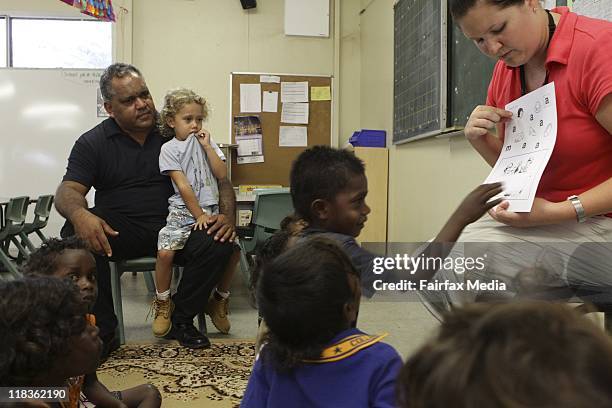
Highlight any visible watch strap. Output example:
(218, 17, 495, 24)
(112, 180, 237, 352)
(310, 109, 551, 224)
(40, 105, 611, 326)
(567, 195, 586, 223)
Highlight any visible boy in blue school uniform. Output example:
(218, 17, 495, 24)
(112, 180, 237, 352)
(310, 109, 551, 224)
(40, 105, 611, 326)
(290, 146, 503, 297)
(242, 237, 402, 407)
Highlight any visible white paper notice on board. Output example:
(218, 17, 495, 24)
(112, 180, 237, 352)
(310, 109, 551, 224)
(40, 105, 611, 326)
(281, 82, 308, 103)
(279, 126, 307, 147)
(237, 155, 265, 164)
(260, 75, 281, 83)
(240, 83, 262, 113)
(263, 91, 278, 113)
(281, 102, 309, 124)
(236, 136, 263, 157)
(484, 82, 557, 212)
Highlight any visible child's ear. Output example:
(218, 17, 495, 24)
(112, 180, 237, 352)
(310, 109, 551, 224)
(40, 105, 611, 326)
(343, 300, 358, 326)
(166, 117, 175, 129)
(311, 199, 330, 221)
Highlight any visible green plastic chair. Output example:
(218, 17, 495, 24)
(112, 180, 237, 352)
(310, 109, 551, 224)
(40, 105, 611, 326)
(19, 194, 54, 252)
(110, 257, 207, 344)
(0, 196, 30, 279)
(238, 188, 294, 285)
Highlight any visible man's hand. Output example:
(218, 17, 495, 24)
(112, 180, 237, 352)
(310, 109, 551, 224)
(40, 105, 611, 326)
(205, 213, 236, 243)
(72, 208, 119, 256)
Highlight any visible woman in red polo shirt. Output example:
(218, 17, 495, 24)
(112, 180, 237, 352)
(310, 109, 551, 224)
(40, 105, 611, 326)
(459, 0, 612, 226)
(423, 0, 612, 311)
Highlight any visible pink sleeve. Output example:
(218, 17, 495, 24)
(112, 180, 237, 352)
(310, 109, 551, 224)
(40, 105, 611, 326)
(580, 29, 612, 116)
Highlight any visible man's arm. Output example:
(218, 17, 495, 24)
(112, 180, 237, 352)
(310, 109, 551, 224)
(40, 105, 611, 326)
(55, 180, 118, 256)
(206, 177, 236, 242)
(55, 180, 89, 221)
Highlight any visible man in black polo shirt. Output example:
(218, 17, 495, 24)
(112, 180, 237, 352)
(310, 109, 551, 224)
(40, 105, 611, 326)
(55, 63, 235, 354)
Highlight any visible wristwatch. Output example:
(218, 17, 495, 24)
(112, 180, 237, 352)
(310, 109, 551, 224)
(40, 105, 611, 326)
(567, 195, 586, 223)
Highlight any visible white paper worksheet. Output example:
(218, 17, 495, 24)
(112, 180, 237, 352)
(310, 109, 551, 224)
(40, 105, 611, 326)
(484, 82, 557, 212)
(281, 81, 309, 103)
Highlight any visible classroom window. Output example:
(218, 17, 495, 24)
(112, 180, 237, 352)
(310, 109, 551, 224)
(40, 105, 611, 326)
(0, 18, 6, 68)
(11, 18, 111, 69)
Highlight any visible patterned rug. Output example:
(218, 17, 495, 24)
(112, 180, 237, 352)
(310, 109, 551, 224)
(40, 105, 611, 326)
(98, 341, 255, 407)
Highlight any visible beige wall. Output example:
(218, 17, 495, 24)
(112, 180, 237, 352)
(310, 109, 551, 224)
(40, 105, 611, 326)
(338, 0, 361, 144)
(131, 0, 336, 144)
(358, 0, 490, 242)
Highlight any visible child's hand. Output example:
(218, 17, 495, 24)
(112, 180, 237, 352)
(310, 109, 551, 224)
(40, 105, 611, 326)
(196, 129, 211, 148)
(452, 182, 504, 226)
(194, 213, 209, 230)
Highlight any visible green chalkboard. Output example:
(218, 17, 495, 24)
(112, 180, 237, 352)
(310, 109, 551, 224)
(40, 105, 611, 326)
(393, 0, 442, 143)
(447, 20, 496, 128)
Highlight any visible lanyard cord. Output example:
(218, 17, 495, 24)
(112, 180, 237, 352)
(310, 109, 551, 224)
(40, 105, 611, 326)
(520, 9, 556, 95)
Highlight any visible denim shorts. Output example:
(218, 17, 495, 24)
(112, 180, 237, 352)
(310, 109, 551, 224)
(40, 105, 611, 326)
(157, 204, 218, 250)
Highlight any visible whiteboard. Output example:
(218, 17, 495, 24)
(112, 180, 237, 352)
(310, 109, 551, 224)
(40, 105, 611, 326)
(0, 68, 104, 243)
(284, 0, 330, 37)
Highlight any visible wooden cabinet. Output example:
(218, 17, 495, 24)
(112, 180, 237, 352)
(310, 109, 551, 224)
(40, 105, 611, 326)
(354, 147, 388, 244)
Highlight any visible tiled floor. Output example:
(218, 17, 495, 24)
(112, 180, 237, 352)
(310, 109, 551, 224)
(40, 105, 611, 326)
(119, 269, 440, 358)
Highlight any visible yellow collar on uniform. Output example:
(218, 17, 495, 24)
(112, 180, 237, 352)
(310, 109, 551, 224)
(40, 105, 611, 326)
(303, 333, 388, 364)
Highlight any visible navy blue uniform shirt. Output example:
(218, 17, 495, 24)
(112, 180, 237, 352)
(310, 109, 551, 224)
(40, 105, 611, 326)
(242, 328, 402, 408)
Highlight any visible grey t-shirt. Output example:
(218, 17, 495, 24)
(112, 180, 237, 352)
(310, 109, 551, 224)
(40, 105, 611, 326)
(159, 134, 225, 208)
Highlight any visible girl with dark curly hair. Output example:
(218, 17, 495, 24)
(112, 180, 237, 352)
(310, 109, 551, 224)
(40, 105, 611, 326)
(0, 276, 101, 406)
(22, 238, 161, 408)
(242, 237, 402, 407)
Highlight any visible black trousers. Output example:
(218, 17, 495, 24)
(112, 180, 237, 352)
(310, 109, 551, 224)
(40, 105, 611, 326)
(61, 207, 233, 338)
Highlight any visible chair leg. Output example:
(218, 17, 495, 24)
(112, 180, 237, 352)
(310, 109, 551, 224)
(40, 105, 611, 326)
(0, 249, 21, 279)
(109, 263, 126, 345)
(35, 229, 49, 243)
(10, 236, 30, 260)
(144, 271, 156, 294)
(19, 232, 37, 252)
(238, 245, 252, 287)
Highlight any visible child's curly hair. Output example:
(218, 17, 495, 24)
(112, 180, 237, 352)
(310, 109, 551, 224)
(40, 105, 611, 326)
(21, 236, 88, 277)
(159, 88, 209, 138)
(0, 277, 87, 386)
(258, 237, 360, 371)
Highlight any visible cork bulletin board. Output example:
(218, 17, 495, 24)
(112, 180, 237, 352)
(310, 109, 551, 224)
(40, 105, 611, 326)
(230, 72, 332, 186)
